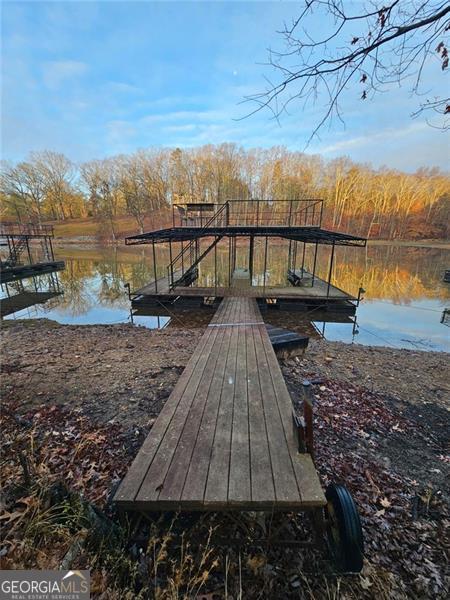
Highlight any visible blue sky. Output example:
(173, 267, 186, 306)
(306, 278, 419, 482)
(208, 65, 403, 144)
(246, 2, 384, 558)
(2, 0, 449, 171)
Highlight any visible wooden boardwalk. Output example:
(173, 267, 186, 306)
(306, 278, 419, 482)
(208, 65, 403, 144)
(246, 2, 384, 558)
(115, 297, 325, 512)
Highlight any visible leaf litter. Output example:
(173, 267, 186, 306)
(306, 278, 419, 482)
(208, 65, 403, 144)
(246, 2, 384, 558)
(0, 323, 448, 598)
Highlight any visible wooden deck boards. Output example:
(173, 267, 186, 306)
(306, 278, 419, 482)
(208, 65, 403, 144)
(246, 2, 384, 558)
(114, 297, 325, 511)
(133, 274, 354, 301)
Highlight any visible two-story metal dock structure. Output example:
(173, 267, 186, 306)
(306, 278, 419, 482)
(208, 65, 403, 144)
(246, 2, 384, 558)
(126, 199, 366, 315)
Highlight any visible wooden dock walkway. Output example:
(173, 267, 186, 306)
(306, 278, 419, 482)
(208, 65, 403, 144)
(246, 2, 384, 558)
(115, 297, 325, 512)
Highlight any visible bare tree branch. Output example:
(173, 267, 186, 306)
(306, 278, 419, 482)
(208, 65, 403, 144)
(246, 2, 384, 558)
(242, 1, 450, 140)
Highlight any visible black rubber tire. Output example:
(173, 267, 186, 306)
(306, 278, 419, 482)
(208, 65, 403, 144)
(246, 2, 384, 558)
(325, 483, 364, 573)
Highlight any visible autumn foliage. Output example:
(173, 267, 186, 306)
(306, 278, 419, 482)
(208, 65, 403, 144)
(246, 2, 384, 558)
(1, 145, 449, 240)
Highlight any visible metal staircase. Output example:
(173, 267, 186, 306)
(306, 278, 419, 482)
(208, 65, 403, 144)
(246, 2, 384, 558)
(9, 236, 28, 265)
(166, 202, 229, 289)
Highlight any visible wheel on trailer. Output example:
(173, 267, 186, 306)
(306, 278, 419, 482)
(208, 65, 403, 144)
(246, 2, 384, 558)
(325, 483, 364, 573)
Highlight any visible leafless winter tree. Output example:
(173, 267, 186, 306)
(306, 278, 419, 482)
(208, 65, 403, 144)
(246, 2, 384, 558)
(245, 1, 450, 141)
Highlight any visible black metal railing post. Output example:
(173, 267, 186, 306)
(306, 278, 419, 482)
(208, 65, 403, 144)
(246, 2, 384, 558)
(263, 236, 268, 291)
(326, 241, 335, 297)
(311, 242, 319, 286)
(152, 241, 158, 293)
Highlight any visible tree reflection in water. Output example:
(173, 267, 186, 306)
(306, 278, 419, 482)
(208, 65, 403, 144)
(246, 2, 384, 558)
(3, 243, 447, 350)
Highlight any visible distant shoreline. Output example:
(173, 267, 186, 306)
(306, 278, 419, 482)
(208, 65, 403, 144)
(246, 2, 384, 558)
(49, 236, 450, 250)
(367, 239, 450, 249)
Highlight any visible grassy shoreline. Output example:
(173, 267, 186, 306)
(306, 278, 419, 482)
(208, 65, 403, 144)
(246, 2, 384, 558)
(47, 216, 450, 249)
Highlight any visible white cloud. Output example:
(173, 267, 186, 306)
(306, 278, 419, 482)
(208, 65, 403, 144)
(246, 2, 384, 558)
(165, 124, 197, 133)
(42, 60, 88, 89)
(105, 82, 142, 95)
(318, 122, 429, 155)
(106, 120, 137, 144)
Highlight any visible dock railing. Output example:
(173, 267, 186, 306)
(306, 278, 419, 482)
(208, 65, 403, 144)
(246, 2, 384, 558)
(166, 202, 230, 289)
(0, 223, 54, 237)
(172, 199, 323, 228)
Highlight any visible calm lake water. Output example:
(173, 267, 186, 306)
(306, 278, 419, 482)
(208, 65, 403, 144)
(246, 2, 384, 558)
(2, 243, 449, 352)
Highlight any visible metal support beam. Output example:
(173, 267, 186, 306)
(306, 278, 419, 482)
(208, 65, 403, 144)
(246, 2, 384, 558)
(311, 242, 319, 286)
(152, 241, 158, 293)
(263, 236, 268, 291)
(169, 240, 173, 287)
(26, 238, 32, 264)
(326, 241, 336, 297)
(249, 235, 254, 285)
(228, 236, 232, 286)
(214, 236, 218, 293)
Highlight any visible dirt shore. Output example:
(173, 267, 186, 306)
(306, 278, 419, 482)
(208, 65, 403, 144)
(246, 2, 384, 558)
(1, 319, 449, 598)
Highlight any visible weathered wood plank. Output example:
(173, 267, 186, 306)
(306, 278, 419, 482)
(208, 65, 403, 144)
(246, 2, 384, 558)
(135, 326, 221, 503)
(204, 321, 240, 505)
(114, 325, 215, 503)
(251, 325, 301, 504)
(246, 325, 276, 505)
(228, 324, 251, 504)
(181, 325, 233, 503)
(259, 327, 325, 506)
(157, 326, 227, 503)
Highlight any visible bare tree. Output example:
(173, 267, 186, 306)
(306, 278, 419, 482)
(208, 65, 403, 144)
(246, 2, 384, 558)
(80, 158, 122, 242)
(0, 159, 47, 222)
(33, 151, 75, 219)
(245, 1, 450, 141)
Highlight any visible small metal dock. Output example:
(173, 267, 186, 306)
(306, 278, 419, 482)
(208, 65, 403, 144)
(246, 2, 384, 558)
(0, 223, 65, 317)
(0, 223, 65, 284)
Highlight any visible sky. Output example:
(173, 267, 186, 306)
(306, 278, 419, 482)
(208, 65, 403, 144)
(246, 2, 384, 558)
(2, 0, 449, 171)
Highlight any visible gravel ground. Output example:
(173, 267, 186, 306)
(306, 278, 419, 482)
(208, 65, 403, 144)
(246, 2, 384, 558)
(1, 320, 202, 428)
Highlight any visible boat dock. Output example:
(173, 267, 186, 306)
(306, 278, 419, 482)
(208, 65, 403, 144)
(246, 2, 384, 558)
(0, 223, 65, 284)
(125, 200, 366, 315)
(0, 223, 65, 318)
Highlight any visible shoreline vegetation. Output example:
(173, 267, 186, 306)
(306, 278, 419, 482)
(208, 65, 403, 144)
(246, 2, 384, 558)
(40, 214, 450, 248)
(1, 320, 448, 597)
(2, 145, 449, 243)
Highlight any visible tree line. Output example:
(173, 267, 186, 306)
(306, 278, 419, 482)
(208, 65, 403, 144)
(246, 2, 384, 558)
(1, 144, 449, 240)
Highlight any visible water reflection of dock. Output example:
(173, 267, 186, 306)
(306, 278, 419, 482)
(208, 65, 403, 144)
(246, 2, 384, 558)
(0, 290, 63, 318)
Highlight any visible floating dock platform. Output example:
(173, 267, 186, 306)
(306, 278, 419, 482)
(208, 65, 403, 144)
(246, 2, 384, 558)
(0, 223, 65, 317)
